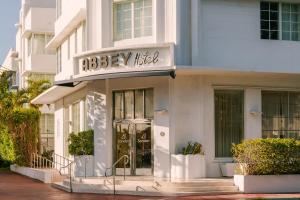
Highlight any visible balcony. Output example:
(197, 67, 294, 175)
(23, 7, 56, 38)
(24, 54, 56, 75)
(47, 0, 86, 49)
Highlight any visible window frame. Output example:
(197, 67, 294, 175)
(214, 89, 245, 158)
(262, 90, 300, 140)
(260, 1, 300, 41)
(113, 0, 153, 42)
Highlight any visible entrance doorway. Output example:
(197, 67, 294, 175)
(113, 89, 153, 176)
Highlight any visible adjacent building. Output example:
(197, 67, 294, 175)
(32, 0, 300, 178)
(1, 0, 57, 152)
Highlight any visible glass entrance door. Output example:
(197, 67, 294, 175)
(113, 89, 153, 176)
(114, 121, 152, 176)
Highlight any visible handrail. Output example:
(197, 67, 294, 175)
(31, 153, 74, 192)
(104, 155, 129, 195)
(59, 161, 75, 193)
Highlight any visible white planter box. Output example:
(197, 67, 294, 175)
(171, 154, 205, 180)
(234, 174, 300, 193)
(220, 163, 236, 177)
(74, 155, 94, 177)
(10, 165, 52, 183)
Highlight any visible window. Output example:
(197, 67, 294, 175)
(113, 0, 152, 41)
(28, 35, 32, 56)
(57, 46, 62, 73)
(262, 91, 300, 140)
(113, 89, 154, 120)
(40, 114, 54, 135)
(282, 3, 300, 41)
(261, 1, 300, 41)
(27, 34, 55, 55)
(72, 102, 80, 134)
(28, 73, 55, 84)
(215, 90, 244, 157)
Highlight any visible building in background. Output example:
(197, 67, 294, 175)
(32, 0, 300, 179)
(1, 48, 19, 90)
(1, 0, 57, 152)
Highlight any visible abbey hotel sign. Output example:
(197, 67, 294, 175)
(75, 45, 172, 75)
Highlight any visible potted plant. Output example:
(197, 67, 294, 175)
(171, 142, 205, 180)
(68, 130, 94, 177)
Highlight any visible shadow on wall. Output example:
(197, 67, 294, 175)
(154, 145, 170, 178)
(93, 91, 110, 176)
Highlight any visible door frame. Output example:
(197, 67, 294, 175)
(113, 119, 154, 176)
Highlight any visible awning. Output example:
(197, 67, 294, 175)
(55, 70, 176, 86)
(32, 70, 175, 104)
(31, 82, 87, 104)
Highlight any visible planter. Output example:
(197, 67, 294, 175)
(171, 154, 205, 180)
(10, 165, 52, 183)
(220, 163, 236, 177)
(234, 174, 300, 193)
(74, 155, 94, 177)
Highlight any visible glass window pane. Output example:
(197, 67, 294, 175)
(282, 22, 291, 31)
(270, 2, 279, 11)
(282, 31, 291, 40)
(124, 91, 134, 119)
(261, 30, 270, 39)
(134, 0, 152, 38)
(282, 13, 291, 22)
(261, 2, 269, 11)
(270, 31, 278, 40)
(135, 90, 144, 119)
(270, 11, 278, 21)
(33, 34, 45, 55)
(291, 32, 300, 41)
(145, 89, 154, 119)
(282, 3, 291, 12)
(262, 91, 300, 140)
(114, 2, 132, 41)
(215, 90, 244, 158)
(114, 92, 124, 120)
(270, 21, 278, 30)
(261, 11, 269, 20)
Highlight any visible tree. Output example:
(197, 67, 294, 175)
(0, 71, 51, 166)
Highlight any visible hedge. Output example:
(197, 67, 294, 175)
(8, 108, 40, 166)
(0, 125, 15, 167)
(68, 130, 94, 156)
(232, 138, 300, 175)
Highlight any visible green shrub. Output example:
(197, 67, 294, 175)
(0, 125, 15, 167)
(182, 142, 204, 155)
(232, 138, 300, 175)
(9, 108, 40, 166)
(68, 130, 94, 156)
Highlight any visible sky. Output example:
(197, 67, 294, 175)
(0, 1, 20, 64)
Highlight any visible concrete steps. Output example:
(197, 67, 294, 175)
(52, 176, 240, 196)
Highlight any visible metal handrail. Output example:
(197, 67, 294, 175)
(59, 161, 75, 193)
(104, 155, 130, 195)
(31, 153, 74, 192)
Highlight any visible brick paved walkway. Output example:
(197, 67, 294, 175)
(0, 171, 300, 200)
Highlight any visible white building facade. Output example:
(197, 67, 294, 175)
(33, 0, 300, 178)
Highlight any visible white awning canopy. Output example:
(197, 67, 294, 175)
(31, 82, 87, 105)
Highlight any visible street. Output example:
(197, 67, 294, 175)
(0, 172, 300, 200)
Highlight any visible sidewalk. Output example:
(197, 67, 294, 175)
(0, 171, 299, 200)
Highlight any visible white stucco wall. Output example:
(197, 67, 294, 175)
(191, 0, 300, 74)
